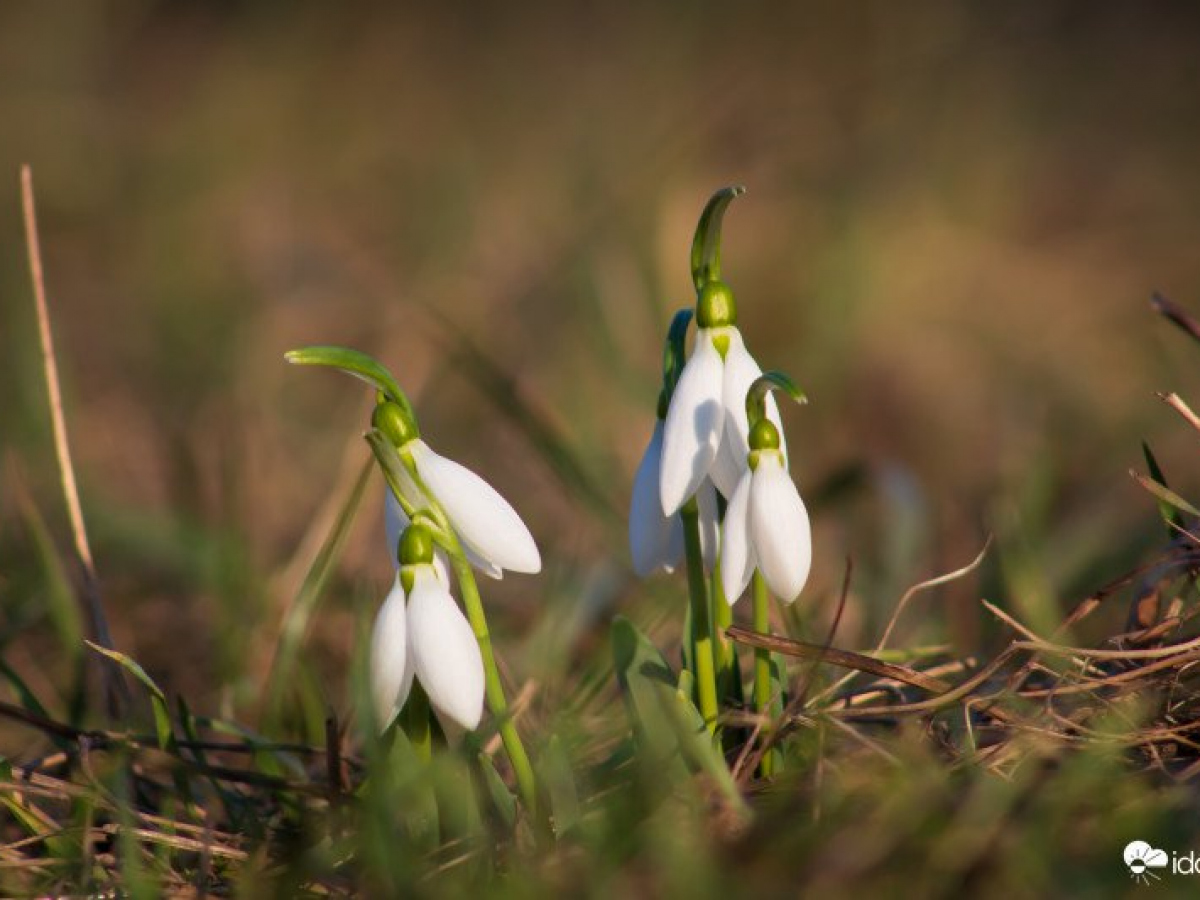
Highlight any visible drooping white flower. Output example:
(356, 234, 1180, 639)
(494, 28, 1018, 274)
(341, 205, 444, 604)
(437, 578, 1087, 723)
(369, 563, 486, 732)
(660, 325, 786, 514)
(629, 418, 719, 576)
(720, 446, 811, 605)
(383, 439, 541, 579)
(408, 439, 540, 574)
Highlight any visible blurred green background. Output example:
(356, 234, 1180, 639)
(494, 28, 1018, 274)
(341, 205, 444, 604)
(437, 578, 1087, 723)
(3, 1, 1200, 727)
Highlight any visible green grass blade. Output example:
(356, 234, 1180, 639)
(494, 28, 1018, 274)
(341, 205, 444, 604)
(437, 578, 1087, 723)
(1141, 442, 1184, 536)
(1130, 468, 1200, 519)
(265, 455, 372, 721)
(612, 616, 746, 815)
(85, 641, 172, 749)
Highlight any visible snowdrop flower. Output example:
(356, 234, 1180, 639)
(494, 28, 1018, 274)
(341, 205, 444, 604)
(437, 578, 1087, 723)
(720, 417, 811, 605)
(287, 344, 539, 807)
(371, 524, 485, 731)
(629, 413, 719, 576)
(375, 400, 541, 578)
(659, 279, 787, 514)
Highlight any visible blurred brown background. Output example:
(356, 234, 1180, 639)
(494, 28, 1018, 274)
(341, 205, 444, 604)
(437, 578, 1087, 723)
(3, 1, 1200, 720)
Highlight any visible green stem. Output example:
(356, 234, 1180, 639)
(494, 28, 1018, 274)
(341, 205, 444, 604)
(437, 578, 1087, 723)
(402, 681, 432, 763)
(712, 567, 733, 674)
(681, 498, 719, 733)
(449, 554, 539, 817)
(752, 571, 776, 777)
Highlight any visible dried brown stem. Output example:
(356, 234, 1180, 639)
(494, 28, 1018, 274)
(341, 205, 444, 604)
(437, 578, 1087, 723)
(20, 164, 127, 717)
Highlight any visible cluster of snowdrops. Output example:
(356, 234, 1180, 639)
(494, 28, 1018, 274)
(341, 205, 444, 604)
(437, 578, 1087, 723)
(287, 187, 812, 813)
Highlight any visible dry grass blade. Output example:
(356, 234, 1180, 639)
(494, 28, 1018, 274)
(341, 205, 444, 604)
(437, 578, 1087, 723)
(1151, 291, 1200, 344)
(20, 164, 128, 717)
(985, 599, 1200, 660)
(1157, 391, 1200, 438)
(876, 536, 992, 652)
(824, 647, 1023, 719)
(809, 539, 991, 707)
(725, 626, 951, 694)
(98, 824, 249, 861)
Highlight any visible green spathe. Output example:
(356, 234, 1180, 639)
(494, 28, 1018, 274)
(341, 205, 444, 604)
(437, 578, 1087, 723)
(690, 185, 746, 292)
(745, 370, 808, 429)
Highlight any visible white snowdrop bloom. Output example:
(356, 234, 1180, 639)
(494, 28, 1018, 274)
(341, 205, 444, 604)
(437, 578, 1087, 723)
(659, 282, 786, 514)
(629, 418, 720, 576)
(720, 433, 811, 605)
(406, 439, 541, 575)
(369, 527, 486, 732)
(382, 440, 540, 579)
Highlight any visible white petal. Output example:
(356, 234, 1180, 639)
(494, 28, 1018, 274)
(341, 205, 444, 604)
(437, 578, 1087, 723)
(719, 328, 788, 476)
(696, 478, 720, 575)
(710, 432, 745, 500)
(629, 422, 680, 576)
(369, 575, 414, 731)
(749, 454, 811, 603)
(407, 568, 485, 730)
(384, 489, 409, 568)
(719, 470, 756, 604)
(410, 440, 541, 574)
(463, 543, 504, 580)
(659, 331, 725, 516)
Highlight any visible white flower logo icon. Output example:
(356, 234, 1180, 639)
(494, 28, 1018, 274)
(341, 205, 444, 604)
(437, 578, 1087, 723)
(1124, 841, 1168, 884)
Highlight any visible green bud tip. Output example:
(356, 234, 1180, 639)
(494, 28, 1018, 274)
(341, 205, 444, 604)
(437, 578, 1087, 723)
(749, 418, 781, 451)
(372, 399, 419, 447)
(696, 279, 737, 329)
(398, 522, 435, 567)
